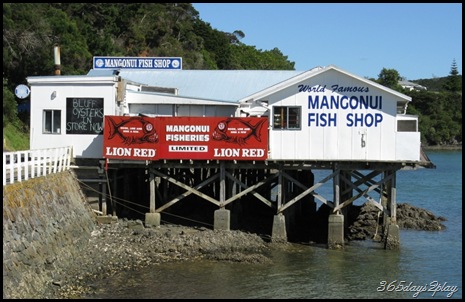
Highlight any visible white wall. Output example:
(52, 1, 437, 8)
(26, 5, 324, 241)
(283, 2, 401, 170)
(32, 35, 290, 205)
(267, 70, 418, 161)
(29, 81, 117, 159)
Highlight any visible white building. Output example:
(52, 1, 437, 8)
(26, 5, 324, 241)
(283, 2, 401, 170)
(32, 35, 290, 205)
(26, 63, 435, 247)
(27, 65, 421, 163)
(399, 80, 427, 91)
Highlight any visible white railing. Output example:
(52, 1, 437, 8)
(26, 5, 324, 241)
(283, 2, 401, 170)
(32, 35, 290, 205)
(3, 146, 73, 186)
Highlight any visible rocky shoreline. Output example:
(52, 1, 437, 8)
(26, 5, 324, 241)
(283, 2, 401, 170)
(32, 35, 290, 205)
(41, 222, 273, 299)
(40, 202, 447, 299)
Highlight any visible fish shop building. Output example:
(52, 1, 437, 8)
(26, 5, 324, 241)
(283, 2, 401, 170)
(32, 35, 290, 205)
(27, 65, 421, 162)
(26, 64, 432, 249)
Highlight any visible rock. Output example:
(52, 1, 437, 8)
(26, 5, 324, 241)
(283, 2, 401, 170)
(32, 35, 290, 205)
(40, 221, 271, 299)
(347, 202, 447, 241)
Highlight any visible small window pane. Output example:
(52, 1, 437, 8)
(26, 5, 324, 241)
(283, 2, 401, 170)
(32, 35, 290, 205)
(288, 107, 301, 129)
(273, 107, 285, 129)
(53, 111, 61, 133)
(44, 111, 52, 133)
(43, 110, 61, 134)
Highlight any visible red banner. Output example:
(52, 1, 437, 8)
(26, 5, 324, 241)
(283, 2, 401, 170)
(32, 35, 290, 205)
(103, 116, 268, 160)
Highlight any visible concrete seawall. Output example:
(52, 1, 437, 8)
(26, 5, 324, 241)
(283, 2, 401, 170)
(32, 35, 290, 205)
(3, 170, 97, 299)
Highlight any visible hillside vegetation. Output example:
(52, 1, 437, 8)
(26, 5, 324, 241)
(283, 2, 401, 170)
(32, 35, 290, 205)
(3, 3, 462, 151)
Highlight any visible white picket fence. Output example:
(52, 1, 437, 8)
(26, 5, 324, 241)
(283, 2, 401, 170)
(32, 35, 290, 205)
(3, 146, 73, 186)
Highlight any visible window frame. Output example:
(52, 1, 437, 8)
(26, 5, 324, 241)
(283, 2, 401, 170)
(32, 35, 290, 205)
(272, 106, 301, 130)
(43, 109, 62, 134)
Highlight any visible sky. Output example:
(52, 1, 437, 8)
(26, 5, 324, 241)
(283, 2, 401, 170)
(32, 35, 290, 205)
(192, 3, 462, 80)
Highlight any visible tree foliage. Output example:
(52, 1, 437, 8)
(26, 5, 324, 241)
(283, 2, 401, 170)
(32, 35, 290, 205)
(3, 3, 295, 88)
(443, 59, 462, 92)
(3, 78, 17, 128)
(376, 68, 403, 91)
(404, 90, 462, 145)
(415, 60, 462, 92)
(374, 62, 462, 146)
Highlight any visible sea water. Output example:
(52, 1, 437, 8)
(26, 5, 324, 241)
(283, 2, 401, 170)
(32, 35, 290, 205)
(85, 150, 462, 299)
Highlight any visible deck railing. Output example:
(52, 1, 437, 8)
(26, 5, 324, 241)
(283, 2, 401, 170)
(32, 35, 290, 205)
(3, 146, 73, 186)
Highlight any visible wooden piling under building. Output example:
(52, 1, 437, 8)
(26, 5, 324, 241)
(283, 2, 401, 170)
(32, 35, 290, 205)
(76, 158, 411, 250)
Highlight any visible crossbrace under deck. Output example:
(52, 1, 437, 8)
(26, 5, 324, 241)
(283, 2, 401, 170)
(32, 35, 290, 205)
(93, 159, 420, 250)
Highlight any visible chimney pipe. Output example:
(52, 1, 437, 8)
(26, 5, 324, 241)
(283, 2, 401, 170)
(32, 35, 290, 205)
(54, 45, 61, 75)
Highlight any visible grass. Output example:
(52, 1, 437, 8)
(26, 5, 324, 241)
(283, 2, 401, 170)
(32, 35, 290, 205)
(3, 122, 30, 151)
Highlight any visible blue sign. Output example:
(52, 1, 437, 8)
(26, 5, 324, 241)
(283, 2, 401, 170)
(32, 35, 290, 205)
(93, 56, 182, 70)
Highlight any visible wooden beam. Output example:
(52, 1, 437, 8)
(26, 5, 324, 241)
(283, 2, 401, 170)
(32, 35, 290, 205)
(278, 170, 337, 213)
(333, 173, 393, 212)
(223, 171, 277, 207)
(151, 169, 220, 212)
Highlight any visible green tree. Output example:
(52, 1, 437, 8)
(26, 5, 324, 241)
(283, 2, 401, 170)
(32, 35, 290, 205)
(230, 45, 295, 70)
(406, 89, 462, 145)
(3, 78, 17, 128)
(3, 4, 56, 88)
(45, 7, 93, 75)
(443, 59, 461, 92)
(193, 20, 232, 69)
(377, 68, 403, 91)
(58, 4, 126, 58)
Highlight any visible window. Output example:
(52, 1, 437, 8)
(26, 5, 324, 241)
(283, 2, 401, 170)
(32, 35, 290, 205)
(43, 110, 61, 134)
(273, 106, 301, 130)
(397, 119, 417, 132)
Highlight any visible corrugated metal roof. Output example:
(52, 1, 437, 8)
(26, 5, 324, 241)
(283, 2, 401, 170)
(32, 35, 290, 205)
(87, 69, 304, 102)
